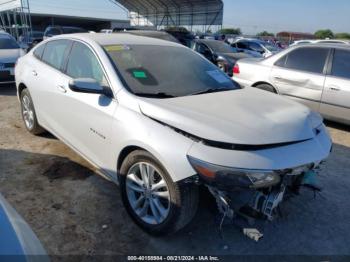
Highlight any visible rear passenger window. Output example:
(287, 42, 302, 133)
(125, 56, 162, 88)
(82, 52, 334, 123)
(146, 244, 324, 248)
(283, 47, 329, 74)
(275, 55, 287, 67)
(33, 44, 45, 59)
(42, 40, 70, 70)
(331, 49, 350, 79)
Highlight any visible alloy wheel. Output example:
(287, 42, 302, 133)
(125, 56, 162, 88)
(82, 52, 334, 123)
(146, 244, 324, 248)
(126, 162, 171, 225)
(22, 95, 34, 130)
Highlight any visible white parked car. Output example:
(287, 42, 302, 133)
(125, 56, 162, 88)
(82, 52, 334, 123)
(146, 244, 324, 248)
(0, 32, 25, 84)
(232, 44, 350, 125)
(15, 34, 332, 235)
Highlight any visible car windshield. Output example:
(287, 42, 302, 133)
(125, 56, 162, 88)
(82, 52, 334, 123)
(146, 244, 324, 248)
(261, 42, 280, 52)
(104, 45, 240, 98)
(204, 41, 234, 53)
(0, 36, 19, 49)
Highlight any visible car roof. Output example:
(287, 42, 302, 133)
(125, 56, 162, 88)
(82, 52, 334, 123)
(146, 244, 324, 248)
(236, 38, 262, 43)
(286, 42, 350, 51)
(121, 30, 168, 35)
(53, 33, 184, 47)
(296, 42, 350, 49)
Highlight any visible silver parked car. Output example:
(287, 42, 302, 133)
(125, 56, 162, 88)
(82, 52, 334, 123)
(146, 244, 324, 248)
(0, 31, 25, 84)
(15, 34, 331, 235)
(233, 44, 350, 125)
(232, 38, 281, 58)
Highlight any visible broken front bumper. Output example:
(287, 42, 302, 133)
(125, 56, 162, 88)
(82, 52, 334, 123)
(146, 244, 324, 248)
(189, 155, 323, 222)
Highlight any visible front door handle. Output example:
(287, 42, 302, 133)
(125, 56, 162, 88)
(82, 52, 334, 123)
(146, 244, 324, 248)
(57, 85, 67, 93)
(32, 70, 38, 76)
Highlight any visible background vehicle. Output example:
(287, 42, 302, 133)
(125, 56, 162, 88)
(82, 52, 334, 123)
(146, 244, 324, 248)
(232, 44, 350, 125)
(232, 38, 281, 57)
(15, 34, 331, 236)
(43, 26, 87, 39)
(100, 29, 113, 34)
(0, 32, 25, 84)
(0, 193, 48, 259)
(192, 39, 255, 76)
(18, 30, 44, 50)
(117, 30, 180, 44)
(164, 29, 195, 47)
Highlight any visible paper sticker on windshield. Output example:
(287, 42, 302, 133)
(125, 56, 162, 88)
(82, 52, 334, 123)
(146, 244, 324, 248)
(105, 45, 130, 52)
(206, 70, 230, 84)
(133, 70, 147, 79)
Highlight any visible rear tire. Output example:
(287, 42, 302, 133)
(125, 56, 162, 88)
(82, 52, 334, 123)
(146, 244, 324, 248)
(20, 88, 45, 135)
(119, 150, 199, 235)
(255, 83, 277, 93)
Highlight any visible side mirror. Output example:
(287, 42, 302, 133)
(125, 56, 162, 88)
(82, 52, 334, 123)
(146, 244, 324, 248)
(69, 78, 106, 95)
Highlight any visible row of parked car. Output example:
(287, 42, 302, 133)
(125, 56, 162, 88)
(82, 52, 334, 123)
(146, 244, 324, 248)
(232, 42, 350, 125)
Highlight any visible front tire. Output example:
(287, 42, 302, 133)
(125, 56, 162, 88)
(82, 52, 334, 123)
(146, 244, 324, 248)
(20, 88, 45, 135)
(119, 150, 199, 235)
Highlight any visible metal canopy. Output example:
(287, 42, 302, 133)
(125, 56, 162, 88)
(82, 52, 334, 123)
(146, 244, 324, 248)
(114, 0, 223, 29)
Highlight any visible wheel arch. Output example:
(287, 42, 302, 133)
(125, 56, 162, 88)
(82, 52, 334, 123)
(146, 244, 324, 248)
(252, 81, 279, 94)
(117, 145, 144, 174)
(18, 83, 27, 97)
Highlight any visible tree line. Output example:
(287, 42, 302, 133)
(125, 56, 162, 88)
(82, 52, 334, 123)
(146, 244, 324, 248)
(217, 28, 350, 39)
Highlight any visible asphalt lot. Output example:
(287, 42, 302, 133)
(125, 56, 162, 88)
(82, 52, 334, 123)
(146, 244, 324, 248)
(1, 84, 350, 258)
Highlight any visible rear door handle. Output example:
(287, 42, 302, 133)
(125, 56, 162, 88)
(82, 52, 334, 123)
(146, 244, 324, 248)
(328, 85, 341, 91)
(32, 70, 37, 76)
(57, 85, 67, 93)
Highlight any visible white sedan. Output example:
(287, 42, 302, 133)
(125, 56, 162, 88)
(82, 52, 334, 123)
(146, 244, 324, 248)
(15, 33, 332, 235)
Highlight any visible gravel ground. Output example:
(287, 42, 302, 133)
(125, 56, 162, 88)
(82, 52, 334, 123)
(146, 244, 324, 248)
(1, 85, 350, 259)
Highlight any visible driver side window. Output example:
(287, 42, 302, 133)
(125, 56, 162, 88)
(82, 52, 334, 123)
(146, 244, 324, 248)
(66, 42, 108, 87)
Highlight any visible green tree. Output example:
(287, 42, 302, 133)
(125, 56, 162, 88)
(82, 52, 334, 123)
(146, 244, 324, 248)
(335, 33, 350, 39)
(314, 29, 334, 39)
(219, 28, 242, 35)
(256, 31, 275, 37)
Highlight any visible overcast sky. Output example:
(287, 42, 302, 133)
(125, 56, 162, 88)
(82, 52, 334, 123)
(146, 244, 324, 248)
(28, 0, 350, 34)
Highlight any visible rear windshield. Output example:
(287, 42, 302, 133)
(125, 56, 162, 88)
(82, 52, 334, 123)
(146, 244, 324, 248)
(104, 45, 240, 98)
(205, 41, 234, 53)
(0, 36, 19, 49)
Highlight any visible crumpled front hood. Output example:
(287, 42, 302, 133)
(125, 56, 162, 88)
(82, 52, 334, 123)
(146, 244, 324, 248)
(139, 88, 318, 145)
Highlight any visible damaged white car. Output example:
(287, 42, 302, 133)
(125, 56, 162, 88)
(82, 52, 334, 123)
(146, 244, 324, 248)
(15, 34, 332, 236)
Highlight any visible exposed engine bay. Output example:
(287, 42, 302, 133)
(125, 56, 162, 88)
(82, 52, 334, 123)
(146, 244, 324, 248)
(203, 163, 323, 241)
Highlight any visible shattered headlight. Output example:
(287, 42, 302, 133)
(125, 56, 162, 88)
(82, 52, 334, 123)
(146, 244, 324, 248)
(188, 156, 280, 189)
